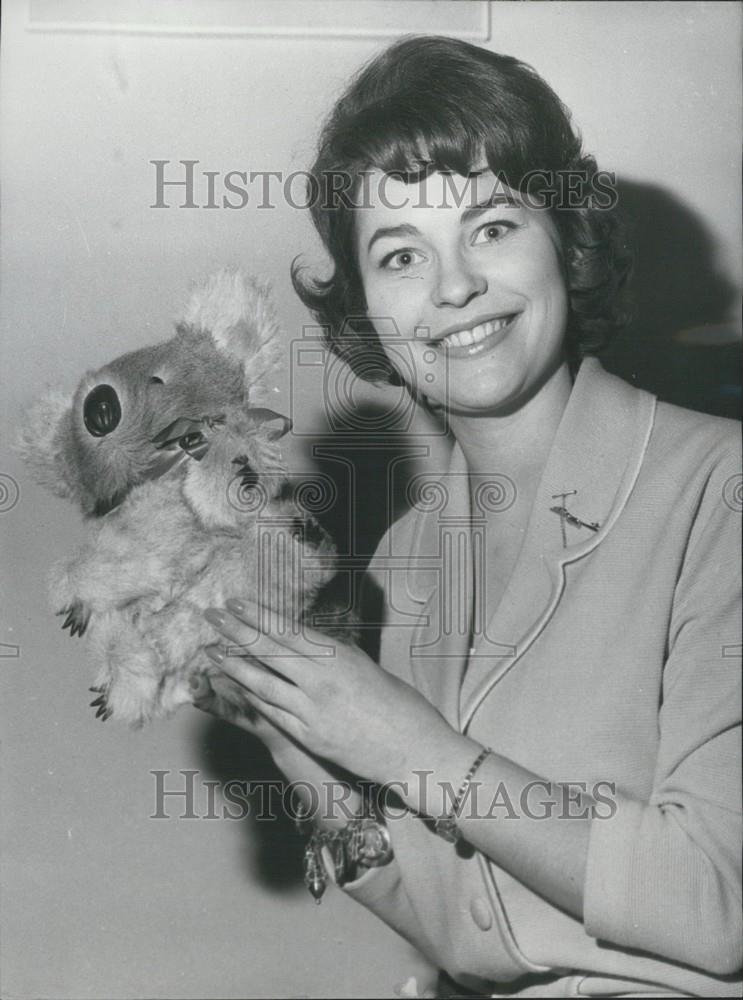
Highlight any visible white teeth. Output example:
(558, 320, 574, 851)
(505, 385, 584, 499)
(439, 315, 512, 349)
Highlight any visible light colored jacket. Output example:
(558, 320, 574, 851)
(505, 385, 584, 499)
(343, 359, 742, 998)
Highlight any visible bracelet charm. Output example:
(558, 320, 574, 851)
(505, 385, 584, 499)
(298, 786, 393, 903)
(357, 816, 393, 867)
(303, 837, 328, 903)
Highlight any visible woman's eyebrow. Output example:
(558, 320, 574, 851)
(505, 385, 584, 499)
(367, 223, 421, 253)
(460, 193, 520, 224)
(365, 194, 520, 253)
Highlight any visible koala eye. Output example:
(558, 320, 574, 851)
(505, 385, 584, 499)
(83, 384, 121, 437)
(149, 376, 164, 385)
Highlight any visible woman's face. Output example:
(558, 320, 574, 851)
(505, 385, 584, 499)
(355, 169, 569, 415)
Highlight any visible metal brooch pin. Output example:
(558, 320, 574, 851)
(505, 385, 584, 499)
(550, 491, 600, 548)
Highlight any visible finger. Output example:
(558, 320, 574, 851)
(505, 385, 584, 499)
(213, 651, 311, 719)
(224, 597, 348, 662)
(190, 672, 233, 715)
(203, 607, 311, 683)
(190, 672, 258, 731)
(241, 690, 308, 745)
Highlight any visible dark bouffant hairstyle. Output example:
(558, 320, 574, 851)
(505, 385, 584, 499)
(292, 35, 631, 386)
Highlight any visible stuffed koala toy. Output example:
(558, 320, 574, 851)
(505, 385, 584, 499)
(15, 270, 354, 726)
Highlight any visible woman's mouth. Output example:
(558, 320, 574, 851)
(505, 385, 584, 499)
(432, 313, 519, 358)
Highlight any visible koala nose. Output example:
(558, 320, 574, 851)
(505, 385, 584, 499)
(83, 384, 122, 437)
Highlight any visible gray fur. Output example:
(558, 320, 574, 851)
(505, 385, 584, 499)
(14, 270, 352, 726)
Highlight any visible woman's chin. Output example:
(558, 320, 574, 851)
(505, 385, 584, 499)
(432, 379, 523, 417)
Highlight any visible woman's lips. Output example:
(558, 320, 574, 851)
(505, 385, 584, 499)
(432, 313, 519, 359)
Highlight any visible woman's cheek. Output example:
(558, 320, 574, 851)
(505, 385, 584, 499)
(364, 277, 393, 320)
(372, 288, 415, 339)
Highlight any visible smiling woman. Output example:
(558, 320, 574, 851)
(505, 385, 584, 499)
(198, 34, 742, 999)
(292, 35, 631, 392)
(354, 169, 570, 422)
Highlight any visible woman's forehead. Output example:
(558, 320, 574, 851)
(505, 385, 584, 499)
(353, 168, 524, 251)
(356, 168, 513, 213)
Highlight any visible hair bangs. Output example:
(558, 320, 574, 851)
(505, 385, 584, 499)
(336, 95, 537, 188)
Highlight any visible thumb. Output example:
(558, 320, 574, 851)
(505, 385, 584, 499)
(190, 671, 254, 730)
(189, 672, 218, 712)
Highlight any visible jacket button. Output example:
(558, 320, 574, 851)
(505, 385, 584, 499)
(470, 897, 493, 931)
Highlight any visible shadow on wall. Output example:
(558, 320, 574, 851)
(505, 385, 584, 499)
(194, 180, 741, 894)
(195, 716, 305, 892)
(191, 421, 422, 891)
(192, 424, 417, 893)
(602, 180, 741, 420)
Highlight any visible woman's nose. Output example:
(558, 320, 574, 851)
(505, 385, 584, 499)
(430, 255, 487, 309)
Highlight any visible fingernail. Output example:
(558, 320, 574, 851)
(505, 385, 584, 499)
(204, 607, 226, 627)
(225, 598, 245, 616)
(204, 644, 225, 665)
(189, 673, 213, 702)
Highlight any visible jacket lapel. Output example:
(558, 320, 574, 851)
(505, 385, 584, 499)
(400, 359, 657, 733)
(460, 359, 657, 729)
(405, 440, 474, 729)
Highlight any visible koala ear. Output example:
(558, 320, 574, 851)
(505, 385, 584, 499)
(179, 269, 283, 401)
(246, 407, 292, 440)
(13, 388, 83, 503)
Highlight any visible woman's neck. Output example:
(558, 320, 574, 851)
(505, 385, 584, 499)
(447, 360, 574, 488)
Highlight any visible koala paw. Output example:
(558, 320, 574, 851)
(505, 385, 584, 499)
(88, 684, 113, 721)
(291, 513, 329, 548)
(56, 599, 91, 638)
(231, 454, 259, 488)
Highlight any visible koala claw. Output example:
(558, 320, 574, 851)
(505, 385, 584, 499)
(89, 687, 112, 720)
(58, 600, 91, 638)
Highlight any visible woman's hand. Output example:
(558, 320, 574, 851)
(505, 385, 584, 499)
(189, 668, 297, 761)
(202, 598, 460, 790)
(190, 665, 366, 828)
(199, 600, 594, 917)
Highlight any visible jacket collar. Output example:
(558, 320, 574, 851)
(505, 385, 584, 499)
(404, 358, 657, 730)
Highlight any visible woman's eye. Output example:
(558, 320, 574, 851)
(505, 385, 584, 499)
(472, 221, 514, 246)
(381, 248, 426, 271)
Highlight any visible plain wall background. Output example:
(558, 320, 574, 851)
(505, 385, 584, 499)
(1, 2, 740, 998)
